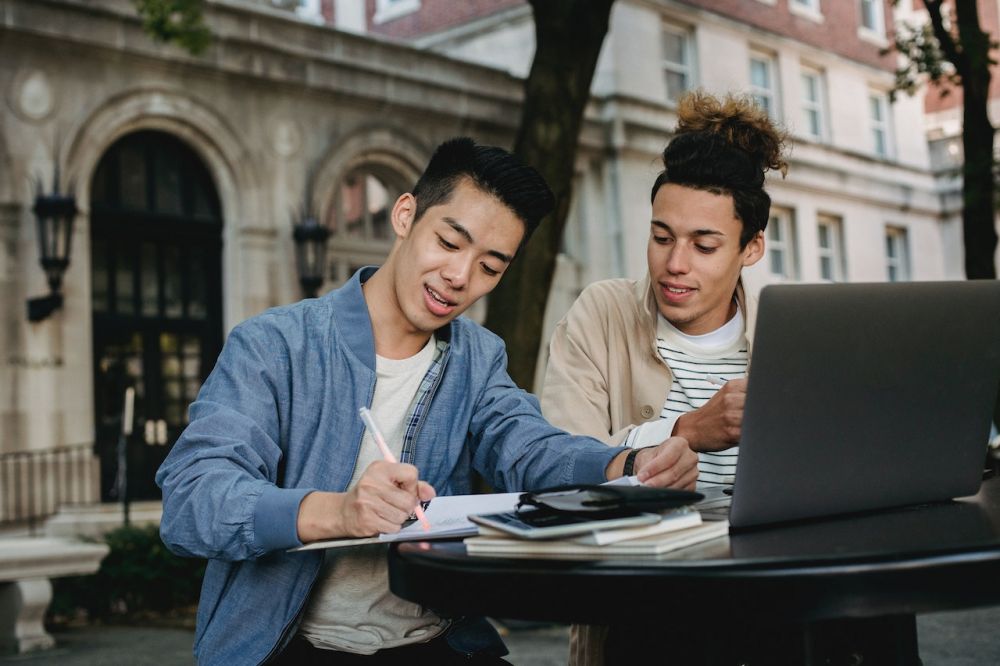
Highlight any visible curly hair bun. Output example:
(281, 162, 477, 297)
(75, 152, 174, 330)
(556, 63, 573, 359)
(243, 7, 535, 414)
(674, 90, 788, 178)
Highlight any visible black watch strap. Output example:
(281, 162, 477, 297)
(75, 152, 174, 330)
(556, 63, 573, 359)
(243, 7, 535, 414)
(622, 447, 641, 476)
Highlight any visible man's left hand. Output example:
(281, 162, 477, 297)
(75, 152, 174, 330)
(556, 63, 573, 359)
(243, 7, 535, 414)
(634, 437, 698, 490)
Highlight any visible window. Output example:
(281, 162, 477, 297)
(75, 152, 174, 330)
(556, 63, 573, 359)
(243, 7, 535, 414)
(750, 53, 779, 119)
(800, 68, 826, 141)
(885, 226, 910, 282)
(766, 209, 798, 280)
(816, 215, 846, 282)
(869, 92, 892, 158)
(859, 0, 884, 35)
(790, 0, 823, 21)
(326, 164, 411, 284)
(292, 0, 324, 22)
(662, 24, 694, 104)
(373, 0, 421, 24)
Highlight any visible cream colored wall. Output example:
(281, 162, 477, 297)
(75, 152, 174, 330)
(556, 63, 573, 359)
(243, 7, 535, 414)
(0, 0, 523, 463)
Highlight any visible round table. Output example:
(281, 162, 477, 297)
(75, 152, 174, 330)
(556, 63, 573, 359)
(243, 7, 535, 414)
(390, 475, 1000, 664)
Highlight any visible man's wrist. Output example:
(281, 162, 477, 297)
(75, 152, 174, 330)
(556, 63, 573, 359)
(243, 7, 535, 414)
(674, 413, 701, 452)
(622, 448, 642, 476)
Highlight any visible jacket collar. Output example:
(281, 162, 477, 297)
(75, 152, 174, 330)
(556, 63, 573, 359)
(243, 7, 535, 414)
(324, 266, 453, 372)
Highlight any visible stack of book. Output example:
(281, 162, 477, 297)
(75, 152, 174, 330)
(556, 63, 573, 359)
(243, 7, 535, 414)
(465, 509, 729, 559)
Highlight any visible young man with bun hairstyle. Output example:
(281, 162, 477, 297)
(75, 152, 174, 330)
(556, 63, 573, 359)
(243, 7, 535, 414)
(157, 137, 698, 665)
(541, 92, 788, 665)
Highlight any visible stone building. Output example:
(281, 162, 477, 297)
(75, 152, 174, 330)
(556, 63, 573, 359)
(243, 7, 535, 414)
(364, 0, 962, 378)
(0, 0, 984, 528)
(0, 0, 523, 526)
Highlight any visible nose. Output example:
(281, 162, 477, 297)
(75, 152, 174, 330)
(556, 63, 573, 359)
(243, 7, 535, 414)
(665, 243, 691, 275)
(441, 255, 471, 289)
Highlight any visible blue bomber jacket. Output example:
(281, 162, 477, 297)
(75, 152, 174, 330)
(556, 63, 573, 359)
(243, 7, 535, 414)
(156, 267, 623, 665)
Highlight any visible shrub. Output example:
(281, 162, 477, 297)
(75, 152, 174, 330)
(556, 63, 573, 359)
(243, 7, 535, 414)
(49, 524, 205, 621)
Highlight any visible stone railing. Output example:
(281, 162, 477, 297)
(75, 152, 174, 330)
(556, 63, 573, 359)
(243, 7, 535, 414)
(0, 445, 100, 529)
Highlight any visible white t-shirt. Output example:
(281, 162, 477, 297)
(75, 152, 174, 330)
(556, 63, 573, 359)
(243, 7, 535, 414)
(298, 336, 448, 654)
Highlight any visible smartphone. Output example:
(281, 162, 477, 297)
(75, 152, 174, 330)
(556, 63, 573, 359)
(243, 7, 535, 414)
(470, 509, 661, 540)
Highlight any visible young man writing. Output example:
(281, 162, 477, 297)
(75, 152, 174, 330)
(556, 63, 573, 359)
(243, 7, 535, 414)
(156, 137, 697, 665)
(541, 92, 788, 664)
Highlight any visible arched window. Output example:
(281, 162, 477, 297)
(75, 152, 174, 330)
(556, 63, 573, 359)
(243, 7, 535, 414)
(325, 161, 412, 286)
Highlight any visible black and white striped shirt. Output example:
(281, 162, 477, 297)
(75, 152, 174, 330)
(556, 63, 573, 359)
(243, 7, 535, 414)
(625, 307, 748, 488)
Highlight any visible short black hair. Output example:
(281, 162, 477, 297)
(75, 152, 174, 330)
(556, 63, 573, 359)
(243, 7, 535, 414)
(412, 138, 554, 247)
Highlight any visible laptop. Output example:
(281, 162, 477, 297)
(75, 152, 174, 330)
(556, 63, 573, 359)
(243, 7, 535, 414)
(713, 280, 1000, 529)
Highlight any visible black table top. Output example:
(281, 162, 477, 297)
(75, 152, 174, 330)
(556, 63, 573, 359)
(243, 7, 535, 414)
(389, 475, 1000, 625)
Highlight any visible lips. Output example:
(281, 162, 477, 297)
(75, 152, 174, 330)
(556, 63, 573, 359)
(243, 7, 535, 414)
(659, 282, 696, 305)
(424, 285, 458, 317)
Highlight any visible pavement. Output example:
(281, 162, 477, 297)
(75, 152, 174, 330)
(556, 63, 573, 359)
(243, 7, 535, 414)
(3, 607, 1000, 665)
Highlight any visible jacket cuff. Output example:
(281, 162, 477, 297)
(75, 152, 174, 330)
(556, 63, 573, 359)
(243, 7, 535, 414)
(627, 417, 677, 449)
(253, 485, 315, 553)
(570, 445, 626, 484)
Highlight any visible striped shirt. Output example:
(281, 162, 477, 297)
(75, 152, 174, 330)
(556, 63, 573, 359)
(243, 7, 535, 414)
(625, 307, 748, 489)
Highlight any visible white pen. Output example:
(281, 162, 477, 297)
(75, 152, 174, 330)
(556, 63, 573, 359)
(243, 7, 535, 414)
(358, 407, 431, 532)
(704, 374, 728, 386)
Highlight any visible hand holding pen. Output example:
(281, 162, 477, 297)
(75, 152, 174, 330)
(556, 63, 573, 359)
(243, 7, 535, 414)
(359, 407, 432, 532)
(672, 374, 748, 453)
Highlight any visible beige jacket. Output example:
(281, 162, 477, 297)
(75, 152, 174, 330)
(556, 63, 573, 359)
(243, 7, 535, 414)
(539, 274, 755, 666)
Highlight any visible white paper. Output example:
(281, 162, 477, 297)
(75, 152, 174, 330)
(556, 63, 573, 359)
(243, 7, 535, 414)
(292, 492, 522, 551)
(603, 475, 642, 487)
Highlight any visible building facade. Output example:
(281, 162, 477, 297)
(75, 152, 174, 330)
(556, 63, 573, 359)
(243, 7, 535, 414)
(364, 0, 957, 381)
(0, 0, 522, 525)
(1, 0, 983, 526)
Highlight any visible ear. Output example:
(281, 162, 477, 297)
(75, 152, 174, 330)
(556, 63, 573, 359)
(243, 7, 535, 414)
(741, 230, 765, 267)
(390, 193, 417, 239)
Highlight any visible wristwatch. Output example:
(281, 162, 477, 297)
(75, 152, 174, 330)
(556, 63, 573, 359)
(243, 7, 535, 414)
(622, 447, 641, 476)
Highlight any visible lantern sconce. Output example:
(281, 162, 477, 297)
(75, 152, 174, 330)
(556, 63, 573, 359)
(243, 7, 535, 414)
(292, 211, 330, 299)
(27, 167, 77, 322)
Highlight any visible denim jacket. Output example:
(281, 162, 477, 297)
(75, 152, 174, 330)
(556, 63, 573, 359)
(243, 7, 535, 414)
(156, 267, 622, 665)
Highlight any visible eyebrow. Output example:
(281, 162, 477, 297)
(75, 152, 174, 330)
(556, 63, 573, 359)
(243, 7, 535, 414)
(443, 217, 514, 264)
(651, 220, 726, 238)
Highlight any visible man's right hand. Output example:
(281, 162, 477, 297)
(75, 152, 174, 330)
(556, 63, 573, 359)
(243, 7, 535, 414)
(296, 461, 436, 543)
(674, 378, 747, 452)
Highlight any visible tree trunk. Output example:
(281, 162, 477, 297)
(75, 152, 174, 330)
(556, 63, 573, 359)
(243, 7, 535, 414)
(483, 0, 615, 391)
(954, 0, 998, 281)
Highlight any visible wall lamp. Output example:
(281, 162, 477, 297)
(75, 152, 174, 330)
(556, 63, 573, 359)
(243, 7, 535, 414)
(292, 214, 330, 299)
(28, 174, 77, 322)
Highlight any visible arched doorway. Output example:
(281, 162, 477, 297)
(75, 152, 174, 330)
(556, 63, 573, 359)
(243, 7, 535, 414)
(90, 130, 223, 501)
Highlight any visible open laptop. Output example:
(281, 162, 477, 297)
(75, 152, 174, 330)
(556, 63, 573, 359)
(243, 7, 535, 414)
(709, 280, 1000, 529)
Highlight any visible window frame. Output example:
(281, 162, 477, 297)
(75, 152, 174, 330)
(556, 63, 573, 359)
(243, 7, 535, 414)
(325, 163, 411, 287)
(789, 0, 823, 22)
(858, 0, 886, 38)
(885, 225, 911, 282)
(800, 66, 827, 142)
(869, 91, 893, 159)
(766, 208, 799, 281)
(373, 0, 421, 25)
(749, 51, 780, 119)
(661, 22, 695, 104)
(816, 214, 846, 282)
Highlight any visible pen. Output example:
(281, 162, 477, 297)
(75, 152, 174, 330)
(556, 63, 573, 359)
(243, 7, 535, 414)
(358, 407, 431, 532)
(704, 374, 728, 386)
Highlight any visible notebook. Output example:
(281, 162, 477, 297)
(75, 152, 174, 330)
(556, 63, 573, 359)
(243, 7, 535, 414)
(724, 280, 1000, 529)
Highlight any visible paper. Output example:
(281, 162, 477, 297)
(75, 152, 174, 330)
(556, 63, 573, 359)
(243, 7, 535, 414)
(291, 492, 521, 551)
(604, 475, 642, 487)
